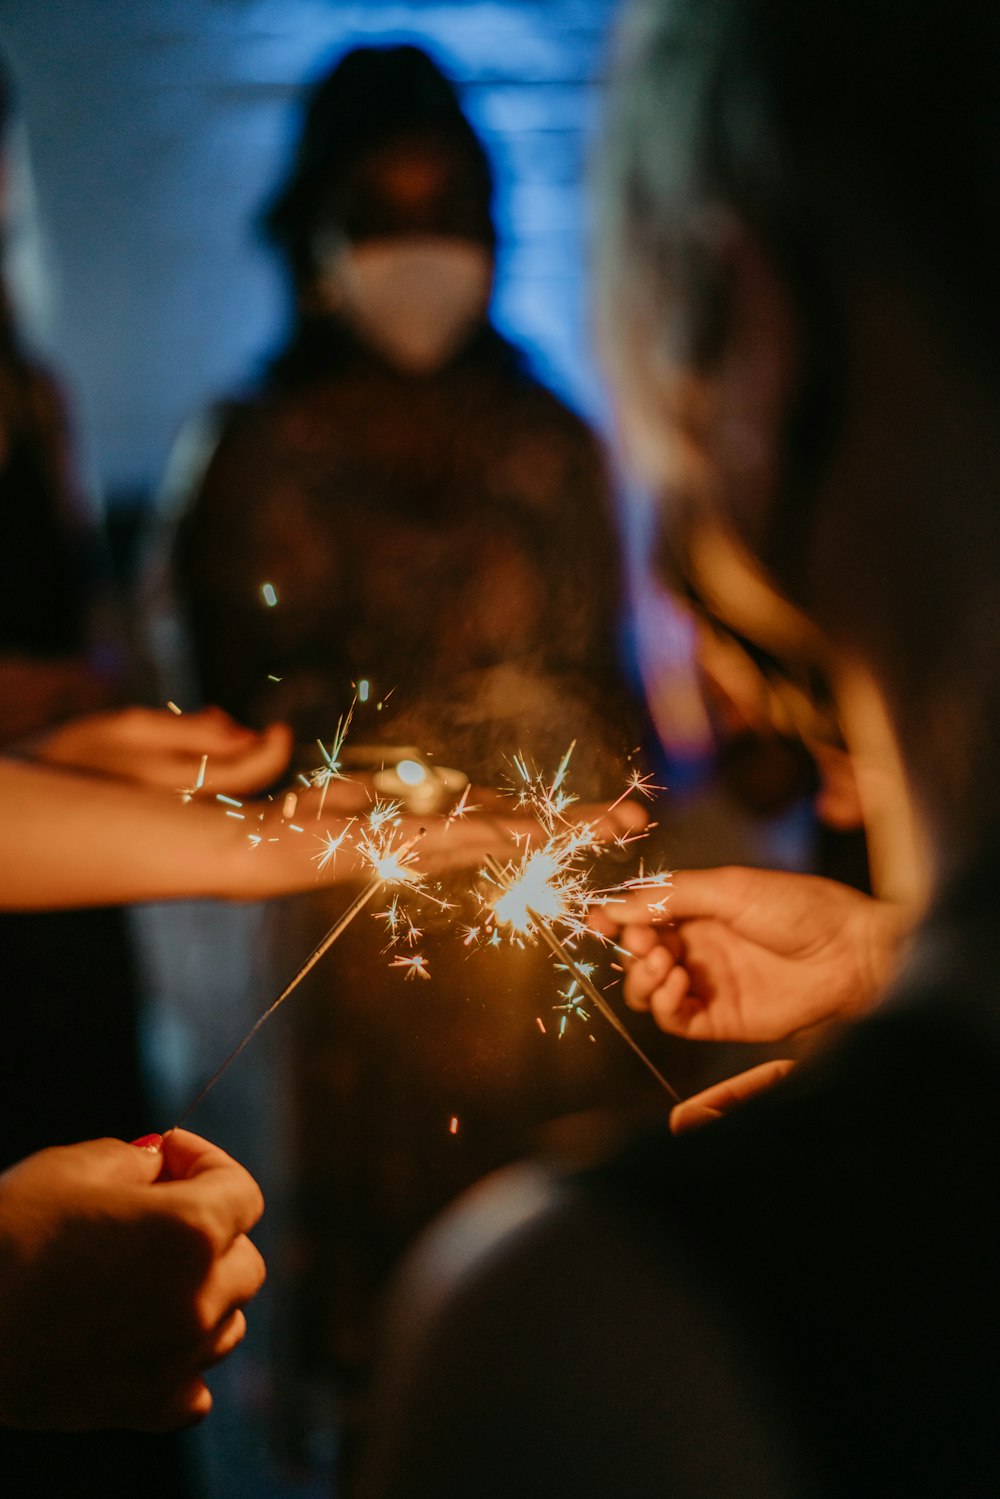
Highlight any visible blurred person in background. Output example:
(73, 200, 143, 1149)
(148, 41, 658, 1478)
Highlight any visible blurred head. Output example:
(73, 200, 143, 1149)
(598, 0, 1000, 886)
(266, 44, 495, 372)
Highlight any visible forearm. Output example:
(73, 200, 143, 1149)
(0, 758, 345, 908)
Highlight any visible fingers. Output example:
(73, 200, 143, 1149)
(196, 1233, 266, 1334)
(594, 867, 769, 934)
(158, 1130, 265, 1243)
(200, 721, 293, 794)
(146, 706, 257, 753)
(622, 938, 682, 1010)
(669, 1060, 795, 1135)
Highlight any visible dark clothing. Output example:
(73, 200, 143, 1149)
(171, 323, 635, 792)
(357, 867, 1000, 1498)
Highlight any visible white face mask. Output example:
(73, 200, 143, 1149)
(316, 236, 493, 374)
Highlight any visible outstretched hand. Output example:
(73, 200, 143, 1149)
(592, 865, 911, 1042)
(35, 706, 293, 796)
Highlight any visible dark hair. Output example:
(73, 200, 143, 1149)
(600, 0, 1000, 857)
(265, 43, 495, 289)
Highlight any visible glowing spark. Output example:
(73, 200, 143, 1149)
(166, 701, 182, 715)
(390, 953, 431, 981)
(261, 582, 278, 607)
(449, 1115, 460, 1135)
(536, 1017, 547, 1034)
(313, 821, 356, 872)
(396, 758, 428, 787)
(216, 794, 243, 809)
(481, 850, 681, 1103)
(555, 982, 591, 1029)
(366, 800, 403, 838)
(225, 810, 245, 821)
(446, 782, 475, 823)
(282, 792, 298, 819)
(311, 702, 356, 813)
(179, 752, 210, 804)
(357, 678, 371, 703)
(267, 673, 282, 682)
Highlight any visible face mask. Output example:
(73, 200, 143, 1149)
(316, 236, 492, 374)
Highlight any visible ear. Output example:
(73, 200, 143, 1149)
(697, 214, 799, 552)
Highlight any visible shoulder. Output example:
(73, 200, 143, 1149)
(356, 1154, 803, 1499)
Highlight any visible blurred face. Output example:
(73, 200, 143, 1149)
(311, 135, 494, 372)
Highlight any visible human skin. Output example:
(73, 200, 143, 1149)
(0, 1129, 265, 1432)
(1, 707, 642, 909)
(592, 865, 912, 1043)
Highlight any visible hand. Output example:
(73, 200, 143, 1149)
(405, 793, 649, 877)
(0, 1130, 265, 1432)
(237, 787, 649, 890)
(35, 706, 293, 795)
(591, 865, 911, 1042)
(669, 1060, 795, 1134)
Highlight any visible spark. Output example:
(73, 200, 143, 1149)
(216, 794, 243, 809)
(446, 782, 476, 823)
(356, 807, 423, 888)
(311, 701, 356, 813)
(555, 981, 591, 1032)
(390, 953, 431, 981)
(481, 839, 682, 1103)
(313, 820, 356, 872)
(449, 1115, 460, 1134)
(375, 894, 424, 949)
(482, 819, 602, 945)
(179, 752, 209, 803)
(166, 701, 182, 716)
(261, 582, 278, 607)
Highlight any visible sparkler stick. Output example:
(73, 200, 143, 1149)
(483, 853, 682, 1103)
(169, 824, 424, 1131)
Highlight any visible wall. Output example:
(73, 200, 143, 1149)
(0, 0, 620, 506)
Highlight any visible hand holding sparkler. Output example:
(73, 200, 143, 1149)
(0, 1129, 264, 1432)
(591, 865, 911, 1042)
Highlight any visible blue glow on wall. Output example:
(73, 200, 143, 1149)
(0, 0, 619, 502)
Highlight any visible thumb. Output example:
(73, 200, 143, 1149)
(78, 1134, 167, 1186)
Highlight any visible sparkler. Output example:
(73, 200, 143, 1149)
(482, 850, 681, 1103)
(169, 817, 424, 1130)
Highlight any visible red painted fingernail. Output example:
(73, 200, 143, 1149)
(130, 1133, 164, 1151)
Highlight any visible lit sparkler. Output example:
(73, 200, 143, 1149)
(481, 850, 681, 1102)
(169, 813, 424, 1129)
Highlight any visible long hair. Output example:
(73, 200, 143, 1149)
(597, 0, 1000, 858)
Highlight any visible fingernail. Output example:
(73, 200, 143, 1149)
(130, 1133, 164, 1152)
